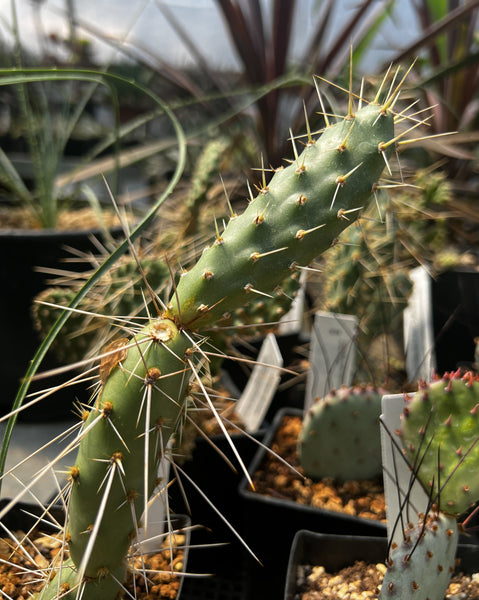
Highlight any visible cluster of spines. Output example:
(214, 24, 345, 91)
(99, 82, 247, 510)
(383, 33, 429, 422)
(32, 256, 171, 362)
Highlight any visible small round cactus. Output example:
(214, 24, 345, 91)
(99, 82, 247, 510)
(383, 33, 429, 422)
(297, 385, 386, 481)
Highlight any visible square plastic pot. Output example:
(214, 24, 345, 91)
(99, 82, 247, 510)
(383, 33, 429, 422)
(284, 529, 479, 600)
(237, 407, 387, 600)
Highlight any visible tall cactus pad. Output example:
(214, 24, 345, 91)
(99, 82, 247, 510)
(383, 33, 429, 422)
(37, 318, 192, 600)
(400, 370, 479, 516)
(297, 385, 385, 481)
(169, 102, 395, 328)
(379, 511, 458, 600)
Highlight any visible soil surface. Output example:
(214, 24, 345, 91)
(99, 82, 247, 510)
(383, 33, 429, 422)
(0, 206, 126, 231)
(251, 414, 386, 521)
(293, 559, 479, 599)
(0, 529, 186, 600)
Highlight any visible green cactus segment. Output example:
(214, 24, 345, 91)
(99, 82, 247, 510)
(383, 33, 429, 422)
(38, 318, 192, 600)
(36, 557, 124, 600)
(297, 385, 385, 481)
(379, 512, 458, 600)
(169, 103, 394, 329)
(401, 370, 479, 516)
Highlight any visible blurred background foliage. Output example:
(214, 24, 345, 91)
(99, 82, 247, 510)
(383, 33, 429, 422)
(2, 0, 479, 387)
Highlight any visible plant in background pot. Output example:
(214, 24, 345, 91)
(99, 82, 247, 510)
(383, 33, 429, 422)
(0, 64, 418, 600)
(283, 369, 479, 599)
(238, 386, 389, 600)
(378, 369, 479, 599)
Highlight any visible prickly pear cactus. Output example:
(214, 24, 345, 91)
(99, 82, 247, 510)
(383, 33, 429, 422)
(19, 75, 405, 600)
(37, 318, 192, 600)
(379, 511, 458, 600)
(297, 385, 386, 481)
(400, 369, 479, 516)
(168, 101, 395, 329)
(379, 370, 479, 600)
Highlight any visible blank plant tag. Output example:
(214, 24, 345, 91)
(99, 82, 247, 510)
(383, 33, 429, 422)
(235, 333, 283, 432)
(305, 311, 357, 411)
(136, 448, 171, 553)
(278, 272, 307, 336)
(380, 393, 429, 548)
(403, 266, 436, 383)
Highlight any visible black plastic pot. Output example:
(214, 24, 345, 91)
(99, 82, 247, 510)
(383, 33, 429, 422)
(237, 407, 387, 600)
(431, 268, 479, 373)
(169, 427, 266, 545)
(284, 530, 479, 600)
(157, 427, 266, 600)
(0, 225, 124, 421)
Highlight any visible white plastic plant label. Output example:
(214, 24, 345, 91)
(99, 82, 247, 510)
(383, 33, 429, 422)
(305, 311, 357, 411)
(235, 333, 283, 432)
(403, 266, 436, 383)
(277, 271, 307, 336)
(380, 393, 429, 548)
(136, 446, 172, 553)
